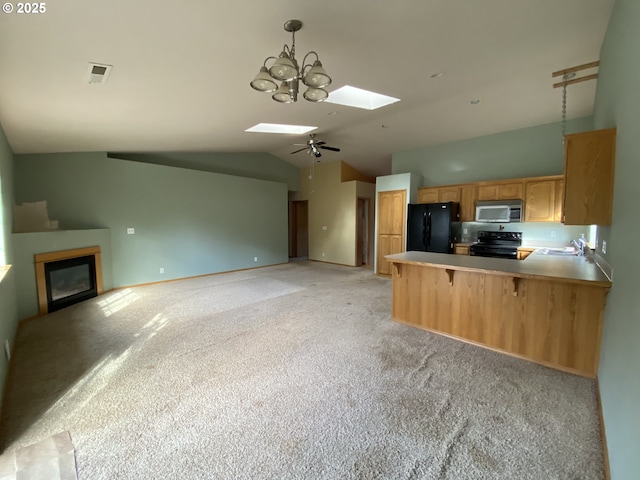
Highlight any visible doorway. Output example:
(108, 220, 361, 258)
(289, 200, 309, 259)
(356, 197, 371, 267)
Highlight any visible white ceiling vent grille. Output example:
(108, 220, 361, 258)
(86, 63, 112, 84)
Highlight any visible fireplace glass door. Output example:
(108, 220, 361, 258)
(44, 255, 98, 312)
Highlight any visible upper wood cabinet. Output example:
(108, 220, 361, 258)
(554, 180, 564, 222)
(418, 186, 461, 204)
(478, 182, 524, 201)
(417, 188, 439, 204)
(563, 128, 616, 225)
(524, 178, 563, 222)
(459, 186, 477, 222)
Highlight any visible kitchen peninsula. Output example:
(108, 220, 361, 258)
(385, 251, 612, 377)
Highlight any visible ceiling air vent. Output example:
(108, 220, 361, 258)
(86, 62, 112, 84)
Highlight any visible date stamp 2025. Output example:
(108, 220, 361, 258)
(2, 2, 47, 14)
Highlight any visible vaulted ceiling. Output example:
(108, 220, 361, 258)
(0, 0, 614, 176)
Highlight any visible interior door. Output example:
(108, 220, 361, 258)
(289, 200, 308, 258)
(356, 198, 368, 266)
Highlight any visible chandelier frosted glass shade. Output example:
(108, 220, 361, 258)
(250, 67, 278, 93)
(269, 55, 298, 82)
(303, 87, 329, 102)
(251, 20, 332, 104)
(272, 82, 294, 103)
(302, 61, 332, 88)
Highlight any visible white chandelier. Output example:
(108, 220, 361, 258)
(250, 20, 332, 104)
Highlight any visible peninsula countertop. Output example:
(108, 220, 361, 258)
(385, 250, 612, 287)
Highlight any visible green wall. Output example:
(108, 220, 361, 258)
(392, 117, 593, 185)
(14, 152, 289, 288)
(591, 0, 640, 477)
(108, 151, 300, 192)
(0, 123, 18, 397)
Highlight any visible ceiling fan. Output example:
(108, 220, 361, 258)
(290, 134, 341, 158)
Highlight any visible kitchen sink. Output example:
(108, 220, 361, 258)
(538, 247, 579, 256)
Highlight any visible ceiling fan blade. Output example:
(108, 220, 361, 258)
(319, 145, 341, 152)
(292, 143, 307, 146)
(315, 141, 326, 146)
(290, 147, 308, 154)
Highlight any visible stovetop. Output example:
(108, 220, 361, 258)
(475, 231, 522, 246)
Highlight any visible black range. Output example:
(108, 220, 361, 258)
(469, 231, 522, 260)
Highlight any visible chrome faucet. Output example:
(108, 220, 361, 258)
(571, 236, 589, 256)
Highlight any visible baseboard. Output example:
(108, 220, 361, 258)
(595, 378, 611, 480)
(112, 262, 289, 291)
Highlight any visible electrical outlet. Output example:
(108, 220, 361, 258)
(322, 226, 327, 231)
(602, 240, 607, 254)
(550, 230, 557, 238)
(254, 257, 258, 262)
(4, 339, 10, 361)
(159, 267, 164, 274)
(322, 252, 325, 257)
(127, 228, 135, 235)
(463, 228, 468, 235)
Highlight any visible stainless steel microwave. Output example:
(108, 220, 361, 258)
(475, 200, 523, 223)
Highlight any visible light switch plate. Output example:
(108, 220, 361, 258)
(127, 228, 135, 235)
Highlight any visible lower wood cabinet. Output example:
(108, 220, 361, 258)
(517, 248, 535, 260)
(377, 234, 404, 275)
(454, 245, 470, 255)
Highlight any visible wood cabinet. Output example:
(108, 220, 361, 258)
(477, 182, 523, 201)
(554, 180, 564, 222)
(525, 178, 558, 222)
(454, 245, 470, 255)
(517, 248, 535, 260)
(388, 258, 610, 376)
(377, 190, 406, 276)
(460, 186, 477, 222)
(417, 186, 461, 204)
(438, 187, 461, 203)
(563, 128, 616, 225)
(417, 188, 439, 204)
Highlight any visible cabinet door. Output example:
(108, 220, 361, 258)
(525, 180, 555, 222)
(477, 185, 499, 201)
(377, 190, 406, 276)
(460, 186, 477, 222)
(499, 183, 524, 200)
(377, 234, 392, 275)
(454, 245, 470, 255)
(418, 188, 439, 204)
(378, 190, 406, 234)
(377, 234, 404, 276)
(554, 180, 564, 223)
(438, 187, 461, 203)
(564, 128, 616, 225)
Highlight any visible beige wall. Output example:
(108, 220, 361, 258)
(293, 161, 375, 266)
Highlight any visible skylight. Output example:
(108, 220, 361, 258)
(325, 85, 401, 110)
(245, 123, 317, 134)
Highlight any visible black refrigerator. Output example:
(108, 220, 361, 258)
(407, 202, 461, 253)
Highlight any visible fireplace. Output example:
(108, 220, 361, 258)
(35, 246, 104, 315)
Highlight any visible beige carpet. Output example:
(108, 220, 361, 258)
(0, 261, 603, 479)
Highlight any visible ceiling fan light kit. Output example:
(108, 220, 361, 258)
(290, 134, 341, 158)
(250, 20, 332, 104)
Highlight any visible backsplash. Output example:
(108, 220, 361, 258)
(460, 222, 592, 247)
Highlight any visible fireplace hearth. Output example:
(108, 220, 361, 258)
(35, 246, 104, 315)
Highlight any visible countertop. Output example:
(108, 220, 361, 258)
(385, 250, 612, 287)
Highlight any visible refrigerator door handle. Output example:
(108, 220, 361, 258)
(426, 211, 432, 247)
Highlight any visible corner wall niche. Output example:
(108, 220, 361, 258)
(35, 246, 104, 315)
